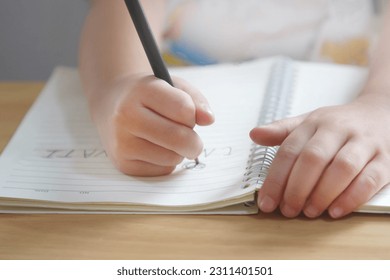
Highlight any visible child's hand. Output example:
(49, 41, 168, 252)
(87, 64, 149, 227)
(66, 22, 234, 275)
(90, 74, 214, 176)
(250, 94, 390, 218)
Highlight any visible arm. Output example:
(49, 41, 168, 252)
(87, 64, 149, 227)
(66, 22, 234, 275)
(250, 6, 390, 219)
(79, 0, 214, 176)
(79, 0, 163, 95)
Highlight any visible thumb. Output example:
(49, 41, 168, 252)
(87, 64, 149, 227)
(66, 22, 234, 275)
(173, 76, 215, 126)
(250, 114, 306, 146)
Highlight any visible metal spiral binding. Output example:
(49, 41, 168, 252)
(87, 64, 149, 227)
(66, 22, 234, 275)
(242, 57, 296, 189)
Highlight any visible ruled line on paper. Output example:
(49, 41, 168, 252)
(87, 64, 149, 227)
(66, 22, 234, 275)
(2, 183, 245, 196)
(0, 64, 267, 208)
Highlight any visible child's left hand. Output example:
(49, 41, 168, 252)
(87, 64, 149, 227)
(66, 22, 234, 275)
(250, 93, 390, 219)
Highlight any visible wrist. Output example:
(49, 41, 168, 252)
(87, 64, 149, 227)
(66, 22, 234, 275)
(356, 87, 390, 111)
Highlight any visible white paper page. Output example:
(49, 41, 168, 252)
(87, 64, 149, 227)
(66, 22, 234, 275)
(289, 62, 367, 116)
(289, 62, 390, 211)
(0, 59, 273, 208)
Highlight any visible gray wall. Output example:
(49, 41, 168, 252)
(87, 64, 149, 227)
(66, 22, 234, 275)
(0, 0, 89, 80)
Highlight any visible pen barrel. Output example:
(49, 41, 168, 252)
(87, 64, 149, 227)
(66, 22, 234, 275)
(124, 0, 173, 86)
(124, 0, 199, 164)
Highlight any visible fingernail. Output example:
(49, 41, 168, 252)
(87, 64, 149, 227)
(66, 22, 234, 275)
(304, 204, 320, 218)
(282, 204, 298, 217)
(259, 195, 276, 212)
(330, 207, 344, 219)
(201, 103, 214, 117)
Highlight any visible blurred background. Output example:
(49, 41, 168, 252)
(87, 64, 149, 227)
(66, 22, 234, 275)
(0, 0, 89, 80)
(1, 0, 388, 81)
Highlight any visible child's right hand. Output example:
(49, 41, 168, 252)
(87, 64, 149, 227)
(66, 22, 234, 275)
(89, 74, 214, 176)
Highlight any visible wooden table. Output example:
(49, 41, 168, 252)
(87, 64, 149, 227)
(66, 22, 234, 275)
(1, 82, 390, 260)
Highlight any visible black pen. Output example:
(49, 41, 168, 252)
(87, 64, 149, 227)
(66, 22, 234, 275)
(123, 0, 200, 165)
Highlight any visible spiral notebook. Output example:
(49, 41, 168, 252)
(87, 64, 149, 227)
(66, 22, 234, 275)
(1, 56, 389, 214)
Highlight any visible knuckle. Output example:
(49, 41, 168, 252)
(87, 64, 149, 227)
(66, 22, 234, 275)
(175, 95, 196, 121)
(166, 125, 188, 142)
(112, 105, 138, 133)
(164, 126, 202, 158)
(264, 176, 285, 192)
(124, 110, 144, 133)
(112, 106, 126, 125)
(361, 172, 381, 196)
(300, 145, 327, 165)
(329, 167, 384, 216)
(277, 143, 300, 161)
(305, 108, 326, 124)
(333, 154, 360, 175)
(283, 189, 307, 209)
(165, 153, 185, 166)
(348, 127, 361, 138)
